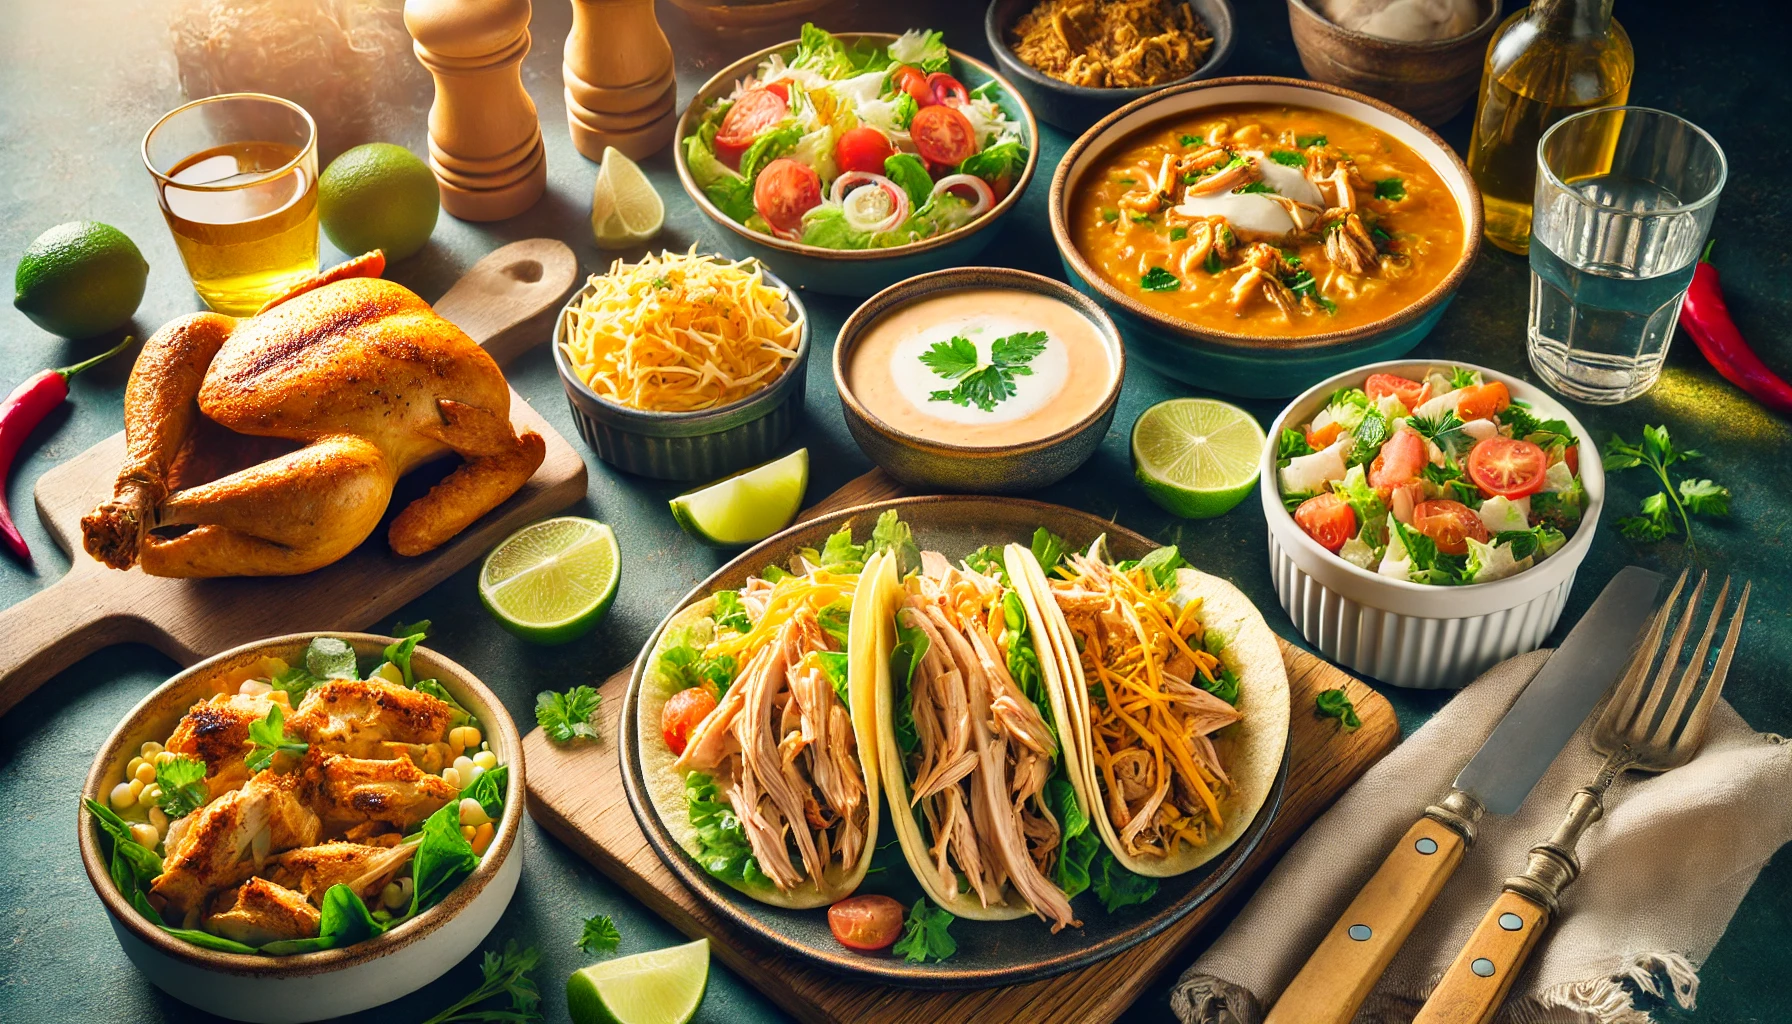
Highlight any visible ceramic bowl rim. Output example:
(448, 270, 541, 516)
(1286, 0, 1503, 52)
(983, 0, 1238, 102)
(673, 33, 1039, 263)
(831, 266, 1126, 459)
(1047, 75, 1484, 352)
(78, 632, 524, 978)
(1259, 359, 1606, 600)
(552, 260, 811, 430)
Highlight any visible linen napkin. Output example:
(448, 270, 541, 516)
(1171, 649, 1792, 1024)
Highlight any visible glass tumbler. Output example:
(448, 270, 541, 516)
(1527, 106, 1726, 404)
(142, 93, 320, 315)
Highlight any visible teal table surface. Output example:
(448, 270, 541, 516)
(2, 0, 1787, 1021)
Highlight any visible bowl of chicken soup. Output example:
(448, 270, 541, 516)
(79, 632, 523, 1023)
(1050, 76, 1481, 398)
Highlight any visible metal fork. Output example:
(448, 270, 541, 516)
(1413, 570, 1751, 1024)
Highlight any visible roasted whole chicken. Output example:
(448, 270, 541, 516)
(81, 251, 544, 577)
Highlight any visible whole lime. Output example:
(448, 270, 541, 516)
(13, 221, 149, 339)
(318, 143, 440, 262)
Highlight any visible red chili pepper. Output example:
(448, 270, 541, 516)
(1679, 240, 1792, 415)
(0, 335, 136, 563)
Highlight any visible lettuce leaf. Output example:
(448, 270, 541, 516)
(1048, 775, 1099, 899)
(888, 29, 949, 73)
(958, 138, 1027, 187)
(685, 772, 772, 887)
(890, 614, 929, 757)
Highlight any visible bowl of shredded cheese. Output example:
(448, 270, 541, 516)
(553, 249, 810, 481)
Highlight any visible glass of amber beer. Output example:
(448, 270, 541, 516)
(142, 93, 319, 315)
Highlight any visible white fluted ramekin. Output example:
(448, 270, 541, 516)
(1261, 360, 1604, 689)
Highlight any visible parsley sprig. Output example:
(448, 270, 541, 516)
(577, 914, 622, 955)
(893, 899, 956, 963)
(245, 705, 308, 773)
(420, 940, 541, 1024)
(535, 685, 602, 743)
(156, 754, 210, 818)
(1602, 425, 1729, 548)
(921, 331, 1048, 412)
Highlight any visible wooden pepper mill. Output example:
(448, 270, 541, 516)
(405, 0, 548, 221)
(564, 0, 676, 161)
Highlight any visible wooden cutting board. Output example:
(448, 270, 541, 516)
(0, 239, 588, 714)
(524, 470, 1401, 1024)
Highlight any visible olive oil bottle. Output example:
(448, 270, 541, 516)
(1465, 0, 1634, 254)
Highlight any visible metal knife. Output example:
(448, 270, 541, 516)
(1263, 566, 1665, 1024)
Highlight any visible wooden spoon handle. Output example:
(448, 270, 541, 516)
(1412, 890, 1551, 1024)
(433, 238, 579, 365)
(1264, 815, 1468, 1024)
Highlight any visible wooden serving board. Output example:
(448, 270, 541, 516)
(0, 239, 587, 714)
(524, 470, 1401, 1024)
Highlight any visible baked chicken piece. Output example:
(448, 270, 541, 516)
(152, 771, 321, 922)
(269, 841, 418, 904)
(312, 755, 458, 831)
(289, 677, 458, 759)
(206, 877, 322, 945)
(164, 691, 278, 799)
(80, 250, 545, 577)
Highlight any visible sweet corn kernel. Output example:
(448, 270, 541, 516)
(472, 751, 498, 771)
(141, 784, 162, 805)
(460, 726, 482, 749)
(381, 882, 405, 910)
(134, 761, 157, 784)
(156, 750, 178, 766)
(109, 782, 137, 810)
(238, 679, 272, 697)
(126, 756, 146, 780)
(375, 662, 405, 685)
(453, 755, 476, 779)
(130, 823, 160, 848)
(441, 766, 462, 790)
(471, 822, 495, 855)
(460, 824, 476, 841)
(140, 741, 163, 757)
(269, 689, 291, 707)
(458, 798, 491, 827)
(148, 806, 169, 831)
(128, 778, 145, 800)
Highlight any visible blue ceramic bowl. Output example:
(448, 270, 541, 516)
(674, 34, 1039, 298)
(1048, 77, 1483, 398)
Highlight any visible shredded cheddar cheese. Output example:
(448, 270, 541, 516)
(561, 248, 802, 412)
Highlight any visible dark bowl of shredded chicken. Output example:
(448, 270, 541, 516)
(987, 0, 1236, 131)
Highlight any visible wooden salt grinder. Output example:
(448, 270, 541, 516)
(405, 0, 548, 221)
(564, 0, 676, 160)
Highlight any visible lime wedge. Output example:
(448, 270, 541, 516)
(669, 449, 808, 546)
(478, 517, 619, 644)
(1132, 398, 1267, 519)
(592, 147, 664, 249)
(567, 938, 710, 1024)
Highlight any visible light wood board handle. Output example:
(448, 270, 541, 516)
(1412, 889, 1550, 1024)
(1264, 815, 1467, 1024)
(0, 570, 134, 715)
(433, 238, 578, 365)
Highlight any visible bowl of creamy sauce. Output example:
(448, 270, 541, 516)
(835, 268, 1125, 492)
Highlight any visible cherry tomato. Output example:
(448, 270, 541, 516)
(834, 125, 896, 176)
(762, 79, 790, 102)
(1412, 499, 1489, 556)
(753, 158, 823, 236)
(890, 65, 933, 108)
(1306, 420, 1344, 450)
(926, 71, 969, 107)
(1469, 437, 1549, 499)
(1368, 427, 1427, 495)
(910, 104, 978, 168)
(829, 894, 905, 952)
(1563, 443, 1580, 476)
(715, 87, 790, 168)
(1364, 373, 1429, 412)
(661, 686, 718, 756)
(1294, 492, 1357, 553)
(1455, 381, 1511, 421)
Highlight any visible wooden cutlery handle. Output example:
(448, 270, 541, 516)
(1264, 815, 1468, 1024)
(1412, 889, 1550, 1024)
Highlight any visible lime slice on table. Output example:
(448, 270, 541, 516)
(669, 449, 808, 546)
(567, 938, 710, 1024)
(478, 517, 619, 644)
(1132, 398, 1267, 519)
(592, 146, 665, 249)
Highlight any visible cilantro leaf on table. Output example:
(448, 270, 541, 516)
(420, 940, 542, 1024)
(1603, 425, 1727, 549)
(893, 899, 957, 963)
(245, 705, 307, 773)
(922, 330, 1049, 412)
(155, 754, 210, 818)
(577, 914, 621, 955)
(1316, 687, 1361, 729)
(535, 685, 601, 743)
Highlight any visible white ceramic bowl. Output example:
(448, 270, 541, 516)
(1260, 360, 1605, 689)
(79, 633, 524, 1023)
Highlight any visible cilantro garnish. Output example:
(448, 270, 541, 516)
(1101, 209, 1119, 222)
(535, 685, 601, 743)
(1603, 425, 1729, 549)
(1296, 133, 1329, 148)
(155, 754, 210, 818)
(1374, 178, 1407, 201)
(420, 940, 540, 1024)
(893, 899, 957, 962)
(245, 705, 308, 773)
(1235, 181, 1276, 195)
(1179, 133, 1203, 146)
(1203, 249, 1224, 274)
(1269, 150, 1307, 168)
(1169, 226, 1188, 241)
(1316, 687, 1361, 729)
(577, 914, 621, 955)
(921, 331, 1048, 413)
(1140, 266, 1180, 292)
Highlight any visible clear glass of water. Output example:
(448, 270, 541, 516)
(1527, 106, 1726, 404)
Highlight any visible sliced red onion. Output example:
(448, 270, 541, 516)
(833, 172, 909, 234)
(930, 173, 994, 216)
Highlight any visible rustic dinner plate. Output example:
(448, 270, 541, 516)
(620, 495, 1289, 986)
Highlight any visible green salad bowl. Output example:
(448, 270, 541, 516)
(674, 33, 1040, 297)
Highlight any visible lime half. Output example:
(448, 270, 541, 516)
(479, 517, 619, 644)
(567, 938, 710, 1024)
(592, 146, 665, 249)
(1132, 398, 1266, 519)
(669, 449, 808, 546)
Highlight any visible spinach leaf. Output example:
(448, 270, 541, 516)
(884, 152, 932, 207)
(817, 651, 851, 709)
(462, 763, 509, 820)
(1030, 527, 1068, 571)
(1091, 850, 1158, 911)
(1048, 775, 1100, 899)
(409, 800, 481, 918)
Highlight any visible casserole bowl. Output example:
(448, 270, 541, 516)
(833, 266, 1125, 493)
(984, 0, 1237, 132)
(554, 262, 809, 481)
(1049, 76, 1482, 398)
(674, 33, 1039, 298)
(1260, 360, 1604, 688)
(79, 633, 524, 1023)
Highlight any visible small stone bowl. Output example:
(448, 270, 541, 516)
(833, 267, 1125, 494)
(1286, 0, 1502, 127)
(79, 633, 524, 1024)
